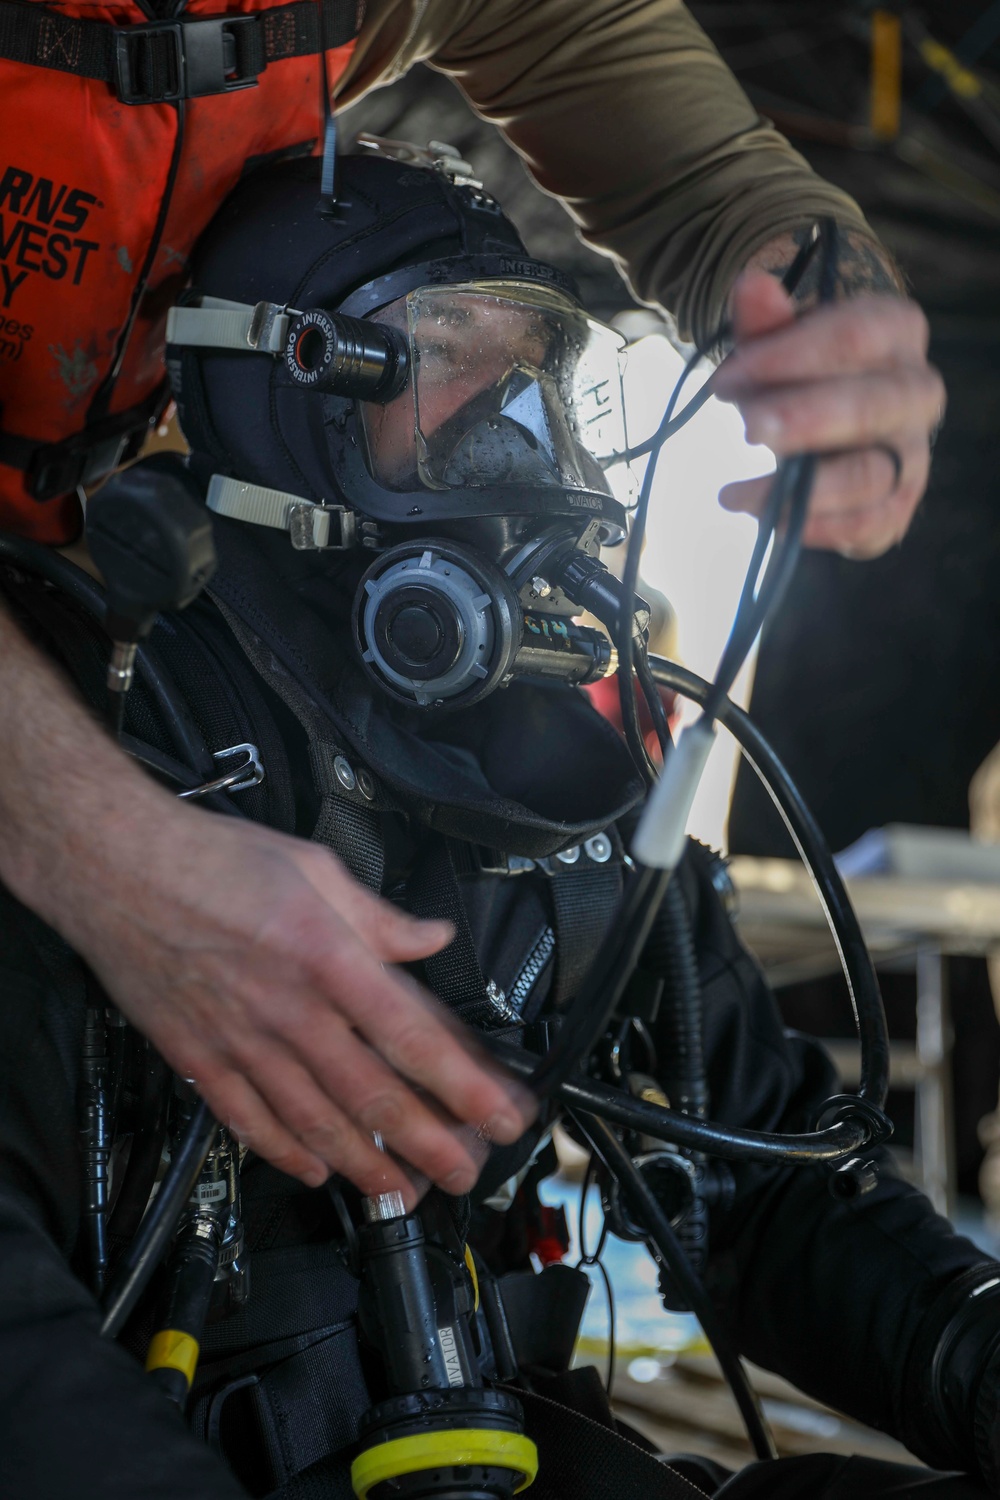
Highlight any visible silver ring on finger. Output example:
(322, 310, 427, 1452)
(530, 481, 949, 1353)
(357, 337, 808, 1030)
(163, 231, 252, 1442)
(872, 442, 903, 495)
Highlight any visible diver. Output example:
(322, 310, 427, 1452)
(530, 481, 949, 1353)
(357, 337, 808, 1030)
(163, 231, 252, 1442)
(0, 0, 945, 1222)
(0, 148, 994, 1500)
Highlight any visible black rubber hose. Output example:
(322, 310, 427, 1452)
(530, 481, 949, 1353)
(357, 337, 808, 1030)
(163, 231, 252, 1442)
(101, 1100, 217, 1339)
(701, 457, 814, 723)
(647, 655, 890, 1111)
(107, 1043, 171, 1244)
(572, 1110, 777, 1462)
(0, 533, 213, 779)
(618, 668, 657, 788)
(644, 881, 708, 1120)
(148, 1222, 222, 1407)
(489, 1037, 873, 1164)
(634, 645, 672, 761)
(643, 880, 710, 1276)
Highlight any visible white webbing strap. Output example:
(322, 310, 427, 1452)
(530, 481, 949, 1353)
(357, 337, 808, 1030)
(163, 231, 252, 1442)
(207, 475, 333, 549)
(165, 297, 291, 355)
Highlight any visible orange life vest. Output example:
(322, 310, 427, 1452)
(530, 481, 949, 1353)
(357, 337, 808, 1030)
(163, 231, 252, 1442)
(0, 0, 363, 542)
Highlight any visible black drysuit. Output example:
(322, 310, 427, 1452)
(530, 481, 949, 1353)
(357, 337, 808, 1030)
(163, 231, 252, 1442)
(0, 503, 998, 1500)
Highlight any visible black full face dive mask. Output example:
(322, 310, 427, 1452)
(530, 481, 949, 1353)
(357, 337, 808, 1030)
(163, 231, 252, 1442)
(166, 154, 644, 709)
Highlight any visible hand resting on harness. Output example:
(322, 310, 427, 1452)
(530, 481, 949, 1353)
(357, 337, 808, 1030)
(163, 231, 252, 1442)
(0, 600, 536, 1201)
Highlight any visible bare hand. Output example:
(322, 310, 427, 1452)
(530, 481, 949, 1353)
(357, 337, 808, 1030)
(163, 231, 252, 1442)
(711, 271, 946, 559)
(60, 791, 535, 1204)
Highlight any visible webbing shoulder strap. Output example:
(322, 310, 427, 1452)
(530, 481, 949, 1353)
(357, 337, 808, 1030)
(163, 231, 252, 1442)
(406, 835, 497, 1027)
(310, 743, 386, 894)
(0, 0, 363, 104)
(516, 1385, 711, 1500)
(206, 590, 392, 891)
(0, 390, 166, 497)
(549, 858, 622, 1009)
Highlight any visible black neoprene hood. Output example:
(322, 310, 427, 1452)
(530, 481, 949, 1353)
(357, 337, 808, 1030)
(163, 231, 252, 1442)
(168, 154, 580, 508)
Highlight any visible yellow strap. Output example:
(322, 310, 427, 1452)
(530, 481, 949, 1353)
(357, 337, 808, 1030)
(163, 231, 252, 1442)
(145, 1328, 200, 1389)
(920, 36, 982, 100)
(351, 1429, 539, 1500)
(464, 1244, 480, 1311)
(870, 10, 903, 142)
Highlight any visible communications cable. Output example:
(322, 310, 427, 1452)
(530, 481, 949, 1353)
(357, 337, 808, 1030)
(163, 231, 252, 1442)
(577, 1156, 617, 1397)
(572, 1110, 777, 1462)
(536, 223, 839, 1099)
(100, 1100, 217, 1340)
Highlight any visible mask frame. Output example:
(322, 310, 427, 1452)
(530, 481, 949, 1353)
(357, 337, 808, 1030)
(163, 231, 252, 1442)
(316, 258, 632, 535)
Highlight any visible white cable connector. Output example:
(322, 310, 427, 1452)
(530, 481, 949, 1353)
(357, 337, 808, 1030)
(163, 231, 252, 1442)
(631, 716, 717, 870)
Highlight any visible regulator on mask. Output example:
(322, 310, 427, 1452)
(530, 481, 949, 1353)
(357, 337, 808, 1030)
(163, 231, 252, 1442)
(165, 152, 648, 711)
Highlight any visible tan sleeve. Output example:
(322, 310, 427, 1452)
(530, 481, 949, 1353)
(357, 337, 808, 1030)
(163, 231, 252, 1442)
(337, 0, 875, 347)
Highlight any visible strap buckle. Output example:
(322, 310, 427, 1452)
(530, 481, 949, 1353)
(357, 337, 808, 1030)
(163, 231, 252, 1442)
(473, 847, 537, 877)
(113, 16, 259, 105)
(28, 432, 131, 501)
(471, 833, 616, 880)
(288, 502, 357, 551)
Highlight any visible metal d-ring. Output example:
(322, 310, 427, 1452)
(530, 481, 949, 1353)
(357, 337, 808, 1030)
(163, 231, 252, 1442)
(178, 743, 265, 800)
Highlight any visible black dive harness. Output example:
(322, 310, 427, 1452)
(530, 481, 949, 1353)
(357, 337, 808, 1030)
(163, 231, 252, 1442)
(0, 448, 894, 1490)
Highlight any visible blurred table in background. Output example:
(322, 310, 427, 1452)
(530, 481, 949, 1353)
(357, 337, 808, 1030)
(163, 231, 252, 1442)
(729, 855, 1000, 1217)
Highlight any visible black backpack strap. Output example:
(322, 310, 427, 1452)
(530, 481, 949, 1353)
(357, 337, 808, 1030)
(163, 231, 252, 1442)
(0, 390, 166, 502)
(547, 847, 622, 1010)
(209, 590, 393, 890)
(309, 742, 386, 894)
(191, 1320, 368, 1495)
(406, 834, 497, 1027)
(189, 1240, 370, 1494)
(260, 1365, 712, 1500)
(515, 1383, 712, 1500)
(406, 831, 623, 1025)
(0, 0, 363, 103)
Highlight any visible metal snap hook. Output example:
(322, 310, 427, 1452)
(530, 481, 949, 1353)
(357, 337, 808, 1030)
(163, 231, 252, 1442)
(178, 743, 265, 800)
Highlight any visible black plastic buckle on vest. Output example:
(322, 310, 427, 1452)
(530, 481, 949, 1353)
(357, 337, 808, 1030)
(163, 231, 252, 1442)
(471, 835, 617, 879)
(113, 16, 259, 105)
(28, 432, 132, 501)
(0, 391, 161, 501)
(472, 847, 538, 878)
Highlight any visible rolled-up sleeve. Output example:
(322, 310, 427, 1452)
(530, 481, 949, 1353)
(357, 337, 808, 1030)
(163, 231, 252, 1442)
(339, 0, 874, 346)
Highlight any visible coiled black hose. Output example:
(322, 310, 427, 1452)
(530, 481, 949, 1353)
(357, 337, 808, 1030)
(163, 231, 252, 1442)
(648, 656, 889, 1112)
(644, 882, 708, 1120)
(643, 880, 710, 1279)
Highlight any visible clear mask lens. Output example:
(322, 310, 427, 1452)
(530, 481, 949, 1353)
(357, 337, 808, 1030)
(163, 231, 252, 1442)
(359, 283, 631, 500)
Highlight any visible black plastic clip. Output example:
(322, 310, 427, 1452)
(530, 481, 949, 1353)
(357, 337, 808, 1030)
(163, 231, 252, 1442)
(114, 16, 259, 105)
(816, 1093, 894, 1150)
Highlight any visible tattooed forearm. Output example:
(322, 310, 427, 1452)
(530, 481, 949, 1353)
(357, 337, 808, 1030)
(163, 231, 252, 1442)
(743, 225, 905, 306)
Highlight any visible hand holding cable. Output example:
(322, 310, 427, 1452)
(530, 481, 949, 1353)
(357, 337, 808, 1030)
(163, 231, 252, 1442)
(713, 264, 946, 560)
(527, 220, 892, 1124)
